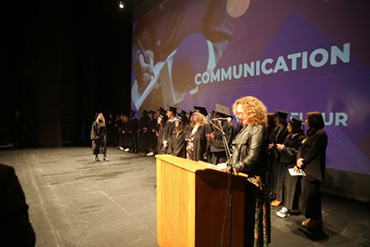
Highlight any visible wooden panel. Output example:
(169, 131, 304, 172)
(157, 157, 196, 247)
(195, 170, 245, 247)
(156, 159, 162, 246)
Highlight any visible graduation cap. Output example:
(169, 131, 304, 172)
(180, 110, 187, 116)
(275, 109, 288, 119)
(289, 116, 303, 128)
(148, 110, 155, 114)
(166, 106, 177, 115)
(142, 110, 148, 114)
(193, 106, 208, 116)
(215, 104, 231, 118)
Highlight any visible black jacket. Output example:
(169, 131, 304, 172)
(0, 164, 36, 247)
(231, 125, 268, 176)
(297, 129, 328, 182)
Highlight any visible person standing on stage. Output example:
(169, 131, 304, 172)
(156, 111, 167, 154)
(275, 117, 305, 218)
(223, 96, 270, 247)
(91, 112, 108, 162)
(127, 110, 139, 153)
(146, 110, 157, 156)
(163, 106, 177, 154)
(269, 110, 289, 207)
(138, 110, 149, 156)
(106, 113, 115, 147)
(207, 111, 234, 165)
(297, 112, 328, 231)
(118, 114, 126, 151)
(185, 107, 210, 161)
(168, 116, 187, 158)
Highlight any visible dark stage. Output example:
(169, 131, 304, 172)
(0, 148, 369, 247)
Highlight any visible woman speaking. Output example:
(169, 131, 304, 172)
(225, 96, 271, 247)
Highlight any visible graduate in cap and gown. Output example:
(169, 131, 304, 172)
(168, 116, 187, 158)
(185, 106, 211, 161)
(269, 110, 289, 206)
(146, 110, 157, 156)
(275, 117, 305, 218)
(138, 110, 149, 155)
(156, 108, 167, 154)
(127, 110, 139, 153)
(162, 106, 177, 154)
(91, 112, 108, 161)
(207, 110, 234, 164)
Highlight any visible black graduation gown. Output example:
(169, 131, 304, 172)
(186, 124, 211, 161)
(168, 131, 186, 158)
(163, 119, 176, 154)
(157, 125, 165, 154)
(138, 116, 149, 153)
(90, 121, 107, 155)
(209, 121, 234, 164)
(127, 117, 139, 151)
(279, 133, 305, 210)
(147, 117, 157, 151)
(270, 125, 289, 201)
(117, 119, 125, 147)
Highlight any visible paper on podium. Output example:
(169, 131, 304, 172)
(216, 163, 227, 170)
(288, 168, 306, 176)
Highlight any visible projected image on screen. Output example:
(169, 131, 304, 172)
(131, 0, 370, 175)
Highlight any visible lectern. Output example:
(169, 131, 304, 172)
(156, 155, 249, 247)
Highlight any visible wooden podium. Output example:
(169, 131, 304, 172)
(156, 155, 248, 247)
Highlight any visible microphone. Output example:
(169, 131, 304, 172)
(213, 117, 232, 121)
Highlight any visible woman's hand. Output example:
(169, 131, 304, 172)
(296, 158, 304, 168)
(276, 144, 284, 151)
(221, 167, 231, 173)
(268, 143, 274, 149)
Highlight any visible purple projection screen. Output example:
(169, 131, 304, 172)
(131, 0, 370, 175)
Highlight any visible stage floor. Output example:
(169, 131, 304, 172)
(0, 147, 369, 247)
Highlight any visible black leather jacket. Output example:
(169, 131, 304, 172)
(231, 125, 268, 176)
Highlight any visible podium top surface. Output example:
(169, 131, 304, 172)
(155, 154, 248, 179)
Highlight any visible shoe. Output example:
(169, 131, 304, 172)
(302, 219, 311, 227)
(147, 152, 154, 156)
(95, 156, 100, 162)
(276, 207, 291, 218)
(119, 147, 124, 151)
(271, 200, 282, 207)
(307, 219, 323, 231)
(103, 157, 109, 162)
(124, 148, 130, 152)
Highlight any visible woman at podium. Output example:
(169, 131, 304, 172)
(229, 96, 271, 247)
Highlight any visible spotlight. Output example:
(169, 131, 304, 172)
(119, 1, 124, 9)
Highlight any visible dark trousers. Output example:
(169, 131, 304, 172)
(300, 178, 322, 220)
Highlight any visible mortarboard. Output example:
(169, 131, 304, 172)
(193, 106, 208, 116)
(275, 109, 288, 119)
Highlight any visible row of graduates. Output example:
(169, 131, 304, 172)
(267, 110, 327, 232)
(105, 106, 237, 162)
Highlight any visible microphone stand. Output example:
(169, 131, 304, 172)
(210, 120, 234, 247)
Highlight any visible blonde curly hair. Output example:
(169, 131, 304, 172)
(191, 112, 208, 127)
(233, 96, 267, 126)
